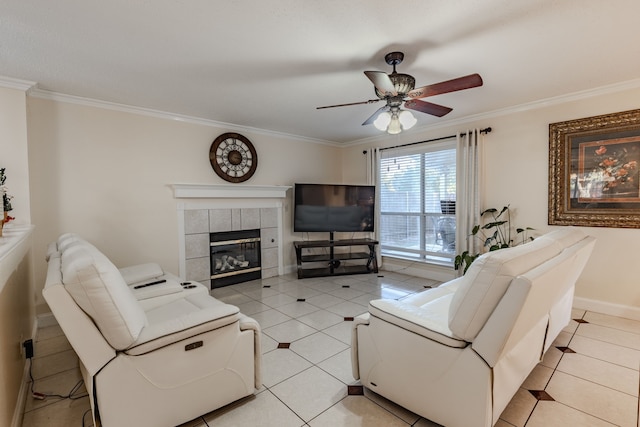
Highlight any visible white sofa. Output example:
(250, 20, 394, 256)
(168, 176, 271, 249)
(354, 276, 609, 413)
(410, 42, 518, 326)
(351, 227, 595, 427)
(43, 233, 262, 427)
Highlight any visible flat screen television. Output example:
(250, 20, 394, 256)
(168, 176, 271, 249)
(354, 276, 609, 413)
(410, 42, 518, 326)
(294, 183, 375, 233)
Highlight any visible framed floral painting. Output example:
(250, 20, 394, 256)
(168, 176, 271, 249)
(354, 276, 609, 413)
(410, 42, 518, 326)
(549, 108, 640, 228)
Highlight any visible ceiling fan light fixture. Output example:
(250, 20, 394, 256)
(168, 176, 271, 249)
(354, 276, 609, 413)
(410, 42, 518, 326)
(373, 111, 392, 131)
(399, 110, 417, 130)
(374, 109, 416, 134)
(387, 113, 402, 135)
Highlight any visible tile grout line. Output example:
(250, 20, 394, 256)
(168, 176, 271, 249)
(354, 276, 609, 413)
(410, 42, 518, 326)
(537, 311, 637, 426)
(260, 384, 312, 425)
(245, 275, 425, 426)
(523, 312, 585, 426)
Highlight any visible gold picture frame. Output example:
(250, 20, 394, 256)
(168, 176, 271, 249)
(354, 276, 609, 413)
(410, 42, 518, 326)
(549, 108, 640, 228)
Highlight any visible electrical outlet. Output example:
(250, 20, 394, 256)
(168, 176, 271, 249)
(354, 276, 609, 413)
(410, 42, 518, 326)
(23, 339, 34, 359)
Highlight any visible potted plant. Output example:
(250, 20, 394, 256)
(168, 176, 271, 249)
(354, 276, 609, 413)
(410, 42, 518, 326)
(0, 168, 15, 234)
(454, 205, 534, 274)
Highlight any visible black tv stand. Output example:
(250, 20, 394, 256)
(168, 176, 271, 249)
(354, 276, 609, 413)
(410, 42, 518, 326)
(293, 238, 379, 279)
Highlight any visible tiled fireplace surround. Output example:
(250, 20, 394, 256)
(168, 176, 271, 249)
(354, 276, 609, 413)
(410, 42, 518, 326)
(174, 184, 290, 289)
(182, 206, 280, 287)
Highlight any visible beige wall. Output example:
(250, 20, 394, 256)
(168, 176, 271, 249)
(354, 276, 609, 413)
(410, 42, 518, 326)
(0, 79, 638, 427)
(0, 86, 34, 427)
(21, 84, 640, 316)
(343, 86, 640, 311)
(1, 87, 31, 223)
(27, 97, 343, 314)
(0, 241, 34, 427)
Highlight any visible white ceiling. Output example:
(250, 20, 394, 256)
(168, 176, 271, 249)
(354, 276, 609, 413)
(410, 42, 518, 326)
(2, 0, 640, 144)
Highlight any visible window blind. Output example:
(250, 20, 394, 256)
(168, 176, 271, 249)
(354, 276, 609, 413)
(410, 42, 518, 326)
(378, 139, 457, 263)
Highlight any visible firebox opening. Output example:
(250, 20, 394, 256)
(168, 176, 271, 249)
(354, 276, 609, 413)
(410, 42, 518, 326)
(210, 229, 261, 288)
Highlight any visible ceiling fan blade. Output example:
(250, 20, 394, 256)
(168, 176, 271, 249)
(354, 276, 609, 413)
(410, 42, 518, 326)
(404, 99, 453, 117)
(407, 73, 483, 99)
(362, 105, 390, 126)
(317, 99, 380, 109)
(364, 71, 397, 96)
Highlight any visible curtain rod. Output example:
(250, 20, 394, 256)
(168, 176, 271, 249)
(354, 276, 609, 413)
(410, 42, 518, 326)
(377, 126, 492, 152)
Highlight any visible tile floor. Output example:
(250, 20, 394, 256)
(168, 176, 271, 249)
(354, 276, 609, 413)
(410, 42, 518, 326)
(21, 270, 640, 427)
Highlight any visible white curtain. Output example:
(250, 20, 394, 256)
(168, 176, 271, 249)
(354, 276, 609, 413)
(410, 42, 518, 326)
(366, 147, 383, 269)
(455, 129, 483, 276)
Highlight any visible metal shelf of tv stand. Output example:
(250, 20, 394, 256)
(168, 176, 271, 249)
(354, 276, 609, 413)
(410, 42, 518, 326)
(293, 238, 379, 279)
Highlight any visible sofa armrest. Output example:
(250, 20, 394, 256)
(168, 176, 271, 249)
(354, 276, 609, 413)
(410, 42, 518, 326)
(238, 314, 262, 389)
(119, 262, 164, 285)
(351, 313, 370, 380)
(128, 277, 184, 300)
(368, 296, 467, 348)
(126, 295, 240, 355)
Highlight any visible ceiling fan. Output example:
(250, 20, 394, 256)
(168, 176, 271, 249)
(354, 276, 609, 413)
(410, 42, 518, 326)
(317, 51, 483, 133)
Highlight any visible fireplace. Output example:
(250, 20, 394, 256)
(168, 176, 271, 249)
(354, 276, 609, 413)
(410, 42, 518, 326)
(210, 229, 261, 288)
(173, 184, 290, 290)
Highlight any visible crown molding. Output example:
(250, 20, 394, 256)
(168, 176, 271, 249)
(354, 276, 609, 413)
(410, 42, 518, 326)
(28, 87, 339, 147)
(24, 77, 640, 147)
(0, 76, 37, 92)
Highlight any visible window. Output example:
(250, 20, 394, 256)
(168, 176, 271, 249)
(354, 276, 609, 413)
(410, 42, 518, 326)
(378, 140, 457, 265)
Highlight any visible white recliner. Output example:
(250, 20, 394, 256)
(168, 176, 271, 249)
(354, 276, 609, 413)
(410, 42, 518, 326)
(352, 227, 595, 427)
(43, 233, 262, 427)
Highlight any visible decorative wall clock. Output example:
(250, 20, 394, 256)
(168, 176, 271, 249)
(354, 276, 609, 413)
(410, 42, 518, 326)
(209, 132, 258, 183)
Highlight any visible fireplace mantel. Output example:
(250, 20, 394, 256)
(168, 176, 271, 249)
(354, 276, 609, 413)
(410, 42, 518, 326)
(175, 185, 288, 284)
(171, 184, 290, 199)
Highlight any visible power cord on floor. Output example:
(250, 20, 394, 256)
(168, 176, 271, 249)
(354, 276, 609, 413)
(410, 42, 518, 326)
(28, 357, 87, 401)
(81, 408, 94, 427)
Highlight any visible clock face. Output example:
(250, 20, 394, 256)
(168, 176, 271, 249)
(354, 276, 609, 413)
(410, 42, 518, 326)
(209, 133, 258, 183)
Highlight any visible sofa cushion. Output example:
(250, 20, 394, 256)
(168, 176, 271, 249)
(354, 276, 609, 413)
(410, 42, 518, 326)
(448, 236, 563, 341)
(61, 241, 147, 350)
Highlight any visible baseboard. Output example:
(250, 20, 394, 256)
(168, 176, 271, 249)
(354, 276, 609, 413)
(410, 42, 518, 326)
(284, 264, 297, 276)
(11, 319, 39, 427)
(573, 296, 640, 321)
(11, 360, 29, 427)
(380, 257, 456, 283)
(11, 359, 30, 427)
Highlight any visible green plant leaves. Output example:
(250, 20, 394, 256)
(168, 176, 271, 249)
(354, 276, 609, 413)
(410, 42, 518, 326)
(454, 251, 480, 274)
(454, 205, 534, 274)
(482, 221, 507, 229)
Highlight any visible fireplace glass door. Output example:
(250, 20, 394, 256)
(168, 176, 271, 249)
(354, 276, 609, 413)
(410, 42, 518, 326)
(210, 229, 261, 288)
